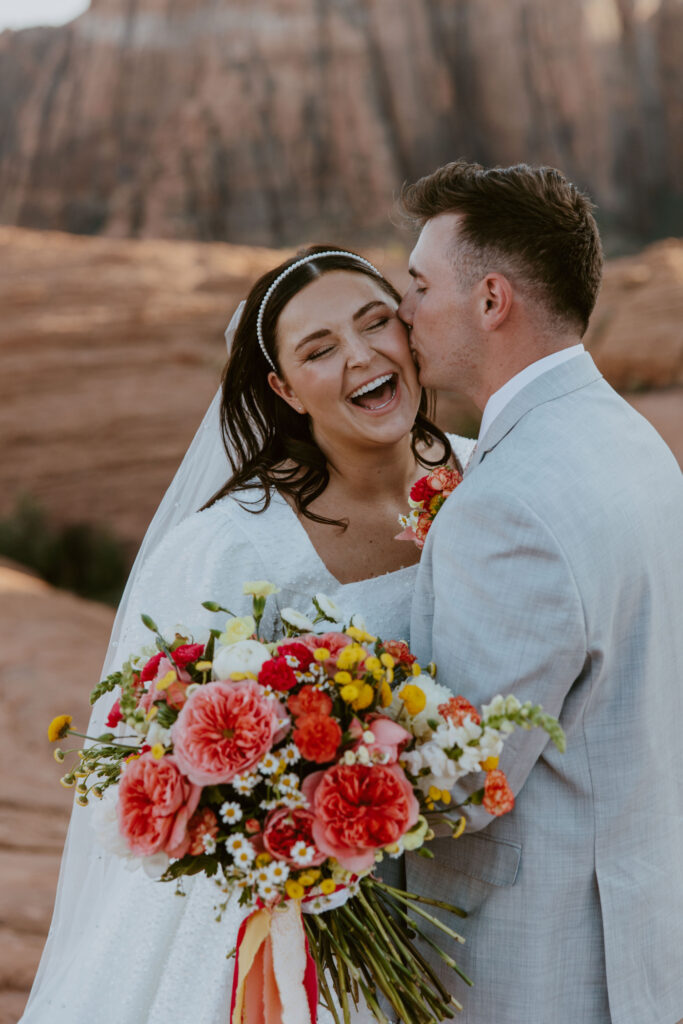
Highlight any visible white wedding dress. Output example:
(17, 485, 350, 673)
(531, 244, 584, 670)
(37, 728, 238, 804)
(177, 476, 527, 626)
(21, 435, 474, 1024)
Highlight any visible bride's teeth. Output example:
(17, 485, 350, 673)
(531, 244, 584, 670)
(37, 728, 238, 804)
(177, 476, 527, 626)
(349, 374, 393, 399)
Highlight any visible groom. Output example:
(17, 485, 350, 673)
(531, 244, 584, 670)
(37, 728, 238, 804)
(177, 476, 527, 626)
(398, 162, 683, 1024)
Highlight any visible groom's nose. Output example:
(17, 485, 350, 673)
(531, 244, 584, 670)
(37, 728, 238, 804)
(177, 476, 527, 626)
(398, 292, 414, 327)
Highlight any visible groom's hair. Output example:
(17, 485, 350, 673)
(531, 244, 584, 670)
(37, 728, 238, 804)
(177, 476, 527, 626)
(400, 161, 603, 335)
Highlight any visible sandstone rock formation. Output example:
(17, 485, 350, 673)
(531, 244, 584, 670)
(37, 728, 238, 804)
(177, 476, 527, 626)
(0, 0, 680, 247)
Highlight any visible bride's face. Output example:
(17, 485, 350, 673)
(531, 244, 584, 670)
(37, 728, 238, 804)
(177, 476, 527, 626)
(269, 271, 422, 454)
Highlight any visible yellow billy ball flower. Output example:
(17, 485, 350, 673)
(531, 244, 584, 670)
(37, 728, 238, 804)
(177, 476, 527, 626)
(314, 648, 330, 662)
(380, 681, 393, 708)
(346, 626, 377, 644)
(299, 870, 321, 887)
(47, 715, 72, 743)
(399, 684, 426, 716)
(320, 878, 336, 895)
(336, 644, 366, 671)
(340, 684, 360, 703)
(285, 879, 305, 900)
(255, 852, 273, 867)
(412, 663, 422, 676)
(440, 790, 452, 806)
(352, 683, 374, 711)
(150, 743, 165, 760)
(481, 756, 499, 772)
(155, 670, 177, 692)
(380, 653, 395, 669)
(428, 785, 443, 803)
(364, 656, 381, 673)
(334, 671, 353, 685)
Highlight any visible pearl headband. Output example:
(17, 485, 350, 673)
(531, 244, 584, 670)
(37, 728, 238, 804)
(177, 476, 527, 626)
(255, 250, 382, 372)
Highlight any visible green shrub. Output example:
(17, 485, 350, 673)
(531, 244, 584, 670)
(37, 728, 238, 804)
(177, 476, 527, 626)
(0, 496, 128, 606)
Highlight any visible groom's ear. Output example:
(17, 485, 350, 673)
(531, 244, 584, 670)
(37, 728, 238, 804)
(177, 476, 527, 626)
(479, 273, 514, 332)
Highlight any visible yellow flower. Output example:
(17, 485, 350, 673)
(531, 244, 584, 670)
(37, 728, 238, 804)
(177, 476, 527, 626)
(219, 615, 256, 646)
(399, 684, 426, 716)
(320, 878, 336, 895)
(313, 648, 330, 662)
(285, 879, 305, 900)
(155, 670, 177, 691)
(334, 671, 353, 685)
(243, 581, 280, 598)
(59, 774, 76, 788)
(411, 663, 422, 677)
(379, 681, 393, 708)
(195, 660, 212, 672)
(255, 852, 273, 867)
(151, 743, 165, 760)
(346, 626, 376, 644)
(428, 785, 443, 803)
(53, 748, 65, 763)
(403, 815, 429, 851)
(47, 715, 73, 742)
(146, 705, 158, 721)
(340, 684, 360, 703)
(451, 816, 467, 840)
(441, 790, 452, 806)
(336, 644, 366, 671)
(481, 756, 499, 772)
(364, 656, 381, 672)
(352, 683, 374, 711)
(380, 653, 395, 669)
(299, 870, 321, 887)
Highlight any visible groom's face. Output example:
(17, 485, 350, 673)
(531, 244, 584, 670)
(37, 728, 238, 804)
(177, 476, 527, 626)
(399, 213, 481, 395)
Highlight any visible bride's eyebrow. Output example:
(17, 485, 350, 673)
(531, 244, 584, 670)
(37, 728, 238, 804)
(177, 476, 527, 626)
(294, 300, 389, 351)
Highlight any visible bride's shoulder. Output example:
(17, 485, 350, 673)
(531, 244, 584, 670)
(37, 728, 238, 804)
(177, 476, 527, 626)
(446, 432, 477, 469)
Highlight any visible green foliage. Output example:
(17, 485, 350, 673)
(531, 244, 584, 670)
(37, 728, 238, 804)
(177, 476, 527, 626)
(90, 671, 122, 706)
(0, 495, 128, 605)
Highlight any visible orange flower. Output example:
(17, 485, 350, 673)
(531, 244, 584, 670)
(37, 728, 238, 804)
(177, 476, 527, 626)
(438, 696, 481, 727)
(483, 769, 515, 816)
(293, 713, 342, 764)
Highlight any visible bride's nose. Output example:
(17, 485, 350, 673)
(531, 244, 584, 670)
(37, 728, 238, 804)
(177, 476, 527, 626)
(344, 332, 373, 368)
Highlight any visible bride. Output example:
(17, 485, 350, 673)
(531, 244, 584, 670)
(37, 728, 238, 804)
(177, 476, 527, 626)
(21, 245, 474, 1023)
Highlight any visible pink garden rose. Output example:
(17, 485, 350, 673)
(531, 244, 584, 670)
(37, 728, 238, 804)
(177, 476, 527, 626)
(171, 679, 286, 785)
(302, 762, 420, 872)
(117, 752, 201, 858)
(297, 632, 352, 670)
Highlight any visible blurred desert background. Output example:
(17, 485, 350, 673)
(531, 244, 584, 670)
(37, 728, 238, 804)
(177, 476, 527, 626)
(1, 0, 681, 1020)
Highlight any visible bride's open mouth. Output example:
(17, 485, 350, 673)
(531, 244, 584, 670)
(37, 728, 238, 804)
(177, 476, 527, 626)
(347, 372, 399, 412)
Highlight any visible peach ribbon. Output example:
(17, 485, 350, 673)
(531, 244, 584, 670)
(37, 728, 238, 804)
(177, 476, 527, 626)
(230, 902, 317, 1024)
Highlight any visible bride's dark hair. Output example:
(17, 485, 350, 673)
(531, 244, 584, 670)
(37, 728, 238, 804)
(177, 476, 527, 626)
(204, 245, 453, 527)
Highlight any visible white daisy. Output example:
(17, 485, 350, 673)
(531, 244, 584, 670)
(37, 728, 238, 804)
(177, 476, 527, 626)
(267, 861, 290, 884)
(219, 801, 243, 825)
(290, 841, 315, 867)
(258, 752, 280, 775)
(202, 834, 217, 855)
(232, 771, 261, 795)
(281, 744, 300, 765)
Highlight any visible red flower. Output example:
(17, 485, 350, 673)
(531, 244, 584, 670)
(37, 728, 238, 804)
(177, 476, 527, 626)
(172, 643, 205, 668)
(258, 657, 298, 692)
(105, 699, 123, 728)
(263, 807, 325, 866)
(428, 466, 462, 494)
(245, 818, 261, 835)
(483, 769, 515, 816)
(438, 695, 481, 726)
(409, 476, 437, 505)
(302, 763, 419, 872)
(293, 713, 342, 763)
(186, 807, 219, 856)
(382, 641, 416, 667)
(276, 642, 315, 672)
(415, 511, 433, 544)
(288, 686, 333, 719)
(139, 652, 163, 684)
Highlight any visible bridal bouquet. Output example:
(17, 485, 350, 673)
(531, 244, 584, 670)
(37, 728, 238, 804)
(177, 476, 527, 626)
(50, 585, 564, 1024)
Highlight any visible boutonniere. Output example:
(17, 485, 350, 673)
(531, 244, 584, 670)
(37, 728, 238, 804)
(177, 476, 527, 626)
(396, 465, 463, 549)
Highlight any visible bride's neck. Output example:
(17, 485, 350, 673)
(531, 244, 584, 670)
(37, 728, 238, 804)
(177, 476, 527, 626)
(323, 436, 419, 504)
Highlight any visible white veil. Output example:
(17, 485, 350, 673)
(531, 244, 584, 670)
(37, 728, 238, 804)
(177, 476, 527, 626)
(20, 303, 245, 1020)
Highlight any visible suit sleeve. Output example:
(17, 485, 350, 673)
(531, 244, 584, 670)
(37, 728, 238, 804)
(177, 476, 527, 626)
(422, 482, 588, 833)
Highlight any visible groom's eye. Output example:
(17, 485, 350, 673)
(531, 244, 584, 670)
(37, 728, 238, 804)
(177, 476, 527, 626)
(366, 317, 389, 331)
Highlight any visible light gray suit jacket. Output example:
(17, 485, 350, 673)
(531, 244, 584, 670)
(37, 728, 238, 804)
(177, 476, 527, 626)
(409, 353, 683, 1024)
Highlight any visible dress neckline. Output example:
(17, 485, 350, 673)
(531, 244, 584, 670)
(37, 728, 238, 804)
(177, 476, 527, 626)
(271, 490, 419, 589)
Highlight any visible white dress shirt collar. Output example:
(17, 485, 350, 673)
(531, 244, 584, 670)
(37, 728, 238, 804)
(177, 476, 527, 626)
(478, 344, 585, 443)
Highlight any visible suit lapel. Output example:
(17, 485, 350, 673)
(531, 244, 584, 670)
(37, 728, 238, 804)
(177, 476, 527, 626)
(465, 352, 603, 474)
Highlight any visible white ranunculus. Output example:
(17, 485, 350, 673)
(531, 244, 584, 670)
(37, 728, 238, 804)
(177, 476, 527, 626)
(280, 607, 316, 632)
(146, 721, 172, 749)
(212, 639, 271, 679)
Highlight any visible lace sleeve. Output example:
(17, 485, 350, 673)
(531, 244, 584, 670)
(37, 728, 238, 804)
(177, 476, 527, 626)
(447, 432, 477, 471)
